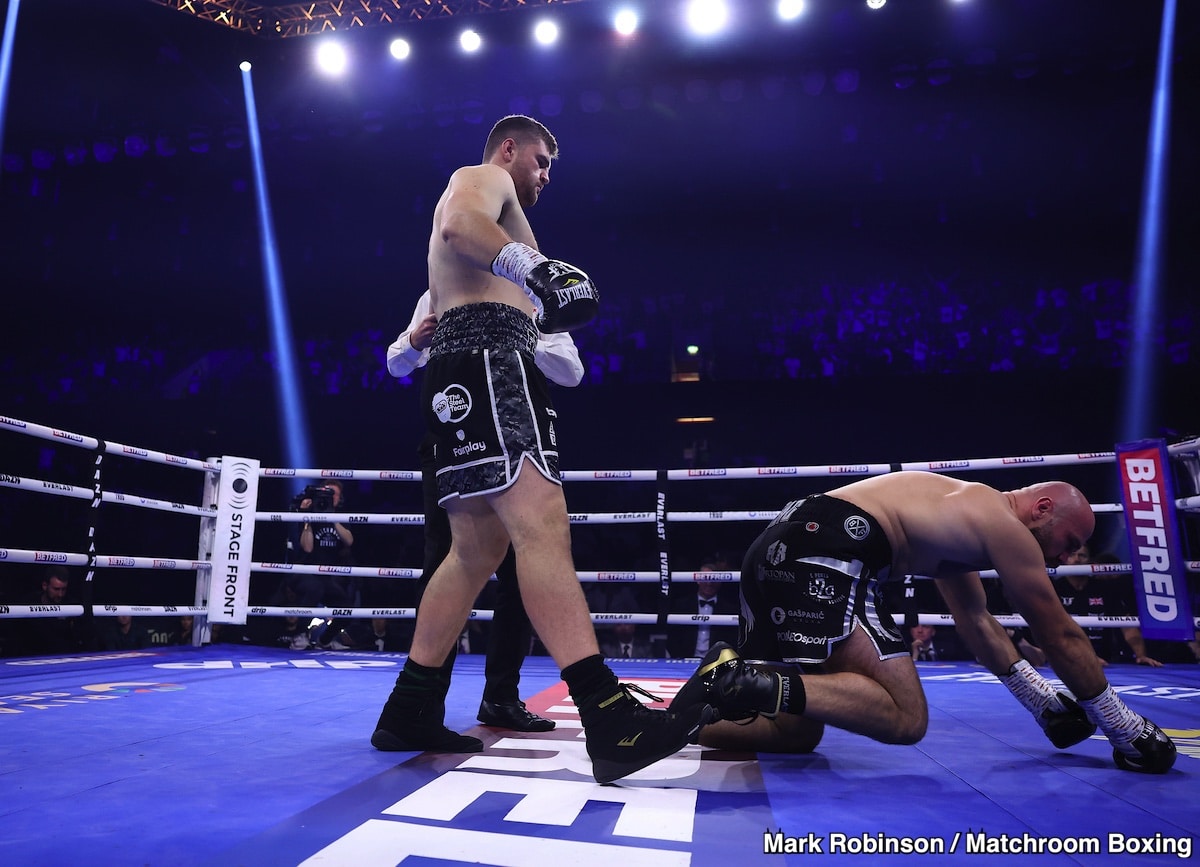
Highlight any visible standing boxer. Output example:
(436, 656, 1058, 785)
(372, 115, 709, 784)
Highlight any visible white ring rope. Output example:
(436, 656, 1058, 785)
(2, 413, 1198, 636)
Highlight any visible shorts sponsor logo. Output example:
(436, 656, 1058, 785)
(432, 384, 472, 424)
(805, 521, 819, 532)
(778, 630, 827, 645)
(807, 574, 843, 605)
(759, 567, 796, 583)
(452, 440, 487, 458)
(772, 606, 825, 622)
(766, 540, 787, 565)
(844, 515, 870, 540)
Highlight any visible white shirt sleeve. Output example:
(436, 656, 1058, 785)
(534, 330, 585, 387)
(386, 290, 434, 378)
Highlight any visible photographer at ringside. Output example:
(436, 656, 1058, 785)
(270, 480, 356, 611)
(296, 480, 354, 571)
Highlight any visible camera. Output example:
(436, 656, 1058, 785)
(292, 484, 335, 512)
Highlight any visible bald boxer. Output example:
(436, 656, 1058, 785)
(372, 114, 707, 784)
(673, 472, 1176, 773)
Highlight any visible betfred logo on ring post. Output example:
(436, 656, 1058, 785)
(1116, 439, 1194, 641)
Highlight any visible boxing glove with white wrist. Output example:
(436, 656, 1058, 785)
(491, 241, 599, 333)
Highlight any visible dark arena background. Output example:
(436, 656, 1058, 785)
(1, 1, 1199, 865)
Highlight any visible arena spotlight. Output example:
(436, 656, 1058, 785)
(686, 0, 729, 37)
(533, 20, 559, 46)
(777, 0, 806, 21)
(460, 29, 482, 53)
(315, 41, 348, 75)
(866, 0, 887, 9)
(239, 60, 251, 72)
(0, 0, 21, 166)
(389, 38, 411, 60)
(239, 63, 314, 470)
(1121, 0, 1176, 441)
(613, 8, 639, 36)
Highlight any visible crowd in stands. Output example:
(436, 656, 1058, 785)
(5, 275, 1195, 405)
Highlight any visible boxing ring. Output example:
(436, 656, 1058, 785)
(2, 412, 1200, 866)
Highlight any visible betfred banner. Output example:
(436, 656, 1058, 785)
(1115, 439, 1194, 641)
(208, 456, 261, 625)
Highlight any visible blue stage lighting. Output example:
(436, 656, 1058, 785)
(1121, 0, 1176, 442)
(240, 63, 313, 468)
(0, 0, 22, 170)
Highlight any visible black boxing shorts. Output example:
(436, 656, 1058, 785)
(423, 302, 560, 504)
(738, 494, 907, 665)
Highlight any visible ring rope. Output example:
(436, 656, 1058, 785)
(3, 413, 1198, 641)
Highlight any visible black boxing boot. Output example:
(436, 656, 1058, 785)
(372, 692, 483, 753)
(670, 642, 790, 726)
(1112, 718, 1177, 774)
(578, 682, 714, 784)
(1036, 692, 1097, 749)
(372, 658, 482, 753)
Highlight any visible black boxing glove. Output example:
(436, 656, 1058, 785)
(491, 241, 599, 333)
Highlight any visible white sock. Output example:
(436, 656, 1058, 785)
(1000, 659, 1058, 717)
(1077, 685, 1144, 749)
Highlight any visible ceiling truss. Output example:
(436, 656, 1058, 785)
(144, 0, 588, 39)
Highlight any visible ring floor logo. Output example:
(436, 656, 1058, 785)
(82, 681, 187, 694)
(233, 678, 775, 866)
(0, 681, 185, 714)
